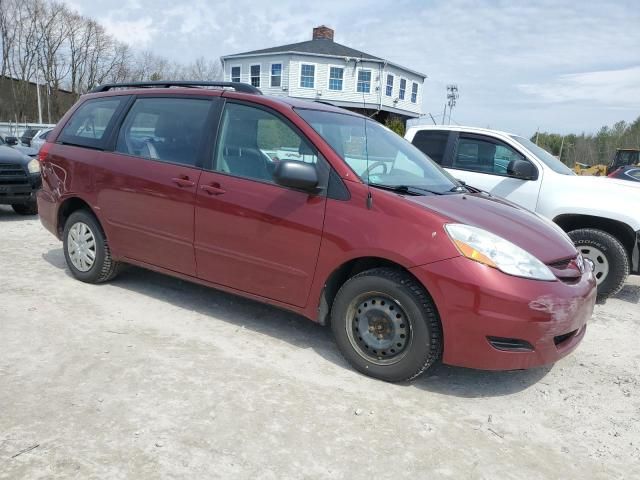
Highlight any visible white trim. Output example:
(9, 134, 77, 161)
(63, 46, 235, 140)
(299, 62, 317, 89)
(356, 68, 373, 94)
(220, 51, 428, 78)
(269, 62, 283, 88)
(230, 64, 242, 83)
(385, 72, 394, 97)
(249, 63, 261, 88)
(410, 81, 419, 103)
(398, 77, 407, 101)
(327, 64, 344, 91)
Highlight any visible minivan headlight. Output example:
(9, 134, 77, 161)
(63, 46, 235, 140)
(27, 158, 40, 174)
(445, 224, 556, 281)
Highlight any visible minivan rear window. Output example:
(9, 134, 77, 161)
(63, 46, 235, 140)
(59, 97, 125, 149)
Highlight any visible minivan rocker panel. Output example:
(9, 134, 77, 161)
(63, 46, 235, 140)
(37, 82, 597, 382)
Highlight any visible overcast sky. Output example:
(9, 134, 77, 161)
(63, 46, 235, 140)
(66, 0, 640, 136)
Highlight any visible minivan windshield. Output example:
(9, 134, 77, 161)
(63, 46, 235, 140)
(510, 135, 575, 175)
(296, 109, 460, 194)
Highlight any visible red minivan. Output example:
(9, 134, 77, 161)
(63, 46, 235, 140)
(37, 81, 596, 382)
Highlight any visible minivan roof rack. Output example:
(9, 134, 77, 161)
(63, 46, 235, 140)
(89, 81, 262, 95)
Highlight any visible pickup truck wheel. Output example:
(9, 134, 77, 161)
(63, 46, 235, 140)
(330, 268, 442, 383)
(63, 210, 120, 283)
(12, 200, 38, 215)
(569, 228, 629, 299)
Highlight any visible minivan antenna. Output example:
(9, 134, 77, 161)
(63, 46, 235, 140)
(361, 55, 373, 209)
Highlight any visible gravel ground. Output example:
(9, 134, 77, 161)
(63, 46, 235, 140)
(1, 205, 639, 479)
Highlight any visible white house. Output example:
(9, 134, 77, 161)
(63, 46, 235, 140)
(220, 26, 426, 124)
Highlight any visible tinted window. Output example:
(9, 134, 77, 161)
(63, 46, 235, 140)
(411, 130, 449, 165)
(625, 168, 640, 180)
(214, 103, 318, 184)
(116, 97, 210, 167)
(60, 98, 124, 148)
(454, 136, 527, 175)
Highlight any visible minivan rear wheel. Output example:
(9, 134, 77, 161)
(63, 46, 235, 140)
(568, 228, 629, 299)
(331, 268, 442, 382)
(63, 210, 120, 283)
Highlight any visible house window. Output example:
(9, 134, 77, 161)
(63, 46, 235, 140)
(357, 70, 371, 93)
(399, 79, 406, 100)
(385, 74, 394, 97)
(329, 67, 343, 90)
(300, 64, 315, 88)
(411, 82, 418, 103)
(231, 66, 241, 83)
(270, 64, 282, 87)
(250, 65, 261, 87)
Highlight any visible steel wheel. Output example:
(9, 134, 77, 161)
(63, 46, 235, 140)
(67, 221, 97, 272)
(579, 245, 609, 285)
(346, 292, 412, 366)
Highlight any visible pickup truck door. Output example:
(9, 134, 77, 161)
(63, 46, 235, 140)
(445, 132, 542, 211)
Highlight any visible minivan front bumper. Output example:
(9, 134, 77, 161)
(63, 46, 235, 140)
(410, 256, 597, 370)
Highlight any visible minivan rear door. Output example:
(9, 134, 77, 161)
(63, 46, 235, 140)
(96, 95, 214, 276)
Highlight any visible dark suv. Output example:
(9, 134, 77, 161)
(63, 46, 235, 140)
(0, 136, 41, 215)
(37, 81, 596, 382)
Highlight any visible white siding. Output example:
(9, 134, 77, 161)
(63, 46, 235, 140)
(222, 53, 424, 117)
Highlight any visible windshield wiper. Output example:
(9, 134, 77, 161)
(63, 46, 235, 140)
(369, 183, 443, 196)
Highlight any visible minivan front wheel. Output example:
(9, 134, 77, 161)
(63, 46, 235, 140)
(63, 210, 120, 283)
(331, 268, 442, 382)
(568, 228, 629, 299)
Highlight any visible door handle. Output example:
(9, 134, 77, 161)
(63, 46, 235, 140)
(172, 176, 195, 188)
(201, 183, 226, 195)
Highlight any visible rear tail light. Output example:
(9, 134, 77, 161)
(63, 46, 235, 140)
(38, 141, 52, 163)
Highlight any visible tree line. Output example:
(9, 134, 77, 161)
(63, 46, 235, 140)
(0, 0, 221, 123)
(532, 116, 640, 167)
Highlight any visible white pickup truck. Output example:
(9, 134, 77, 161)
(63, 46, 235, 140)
(405, 125, 640, 298)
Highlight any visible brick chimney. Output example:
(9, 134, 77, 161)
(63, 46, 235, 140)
(312, 25, 334, 41)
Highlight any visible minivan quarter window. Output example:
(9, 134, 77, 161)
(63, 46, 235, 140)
(59, 97, 126, 149)
(116, 97, 211, 167)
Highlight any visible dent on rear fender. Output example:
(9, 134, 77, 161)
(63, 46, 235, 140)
(528, 295, 583, 322)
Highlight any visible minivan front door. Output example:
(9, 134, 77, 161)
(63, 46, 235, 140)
(194, 101, 327, 307)
(97, 96, 212, 276)
(447, 134, 542, 211)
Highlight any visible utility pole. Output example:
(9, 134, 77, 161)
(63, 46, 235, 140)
(558, 135, 565, 162)
(446, 84, 459, 125)
(442, 103, 447, 125)
(535, 129, 539, 145)
(36, 74, 43, 125)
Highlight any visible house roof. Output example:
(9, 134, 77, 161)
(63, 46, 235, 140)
(222, 38, 383, 62)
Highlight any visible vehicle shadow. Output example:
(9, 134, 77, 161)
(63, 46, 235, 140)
(42, 247, 551, 397)
(611, 283, 640, 304)
(0, 205, 37, 222)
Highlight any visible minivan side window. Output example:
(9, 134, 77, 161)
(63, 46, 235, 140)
(59, 98, 125, 149)
(213, 103, 318, 183)
(411, 130, 449, 165)
(453, 136, 527, 176)
(116, 97, 211, 167)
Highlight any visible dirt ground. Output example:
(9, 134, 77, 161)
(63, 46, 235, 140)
(1, 205, 639, 480)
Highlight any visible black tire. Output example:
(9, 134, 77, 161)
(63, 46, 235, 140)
(569, 228, 629, 299)
(12, 200, 38, 215)
(62, 209, 120, 283)
(330, 268, 442, 382)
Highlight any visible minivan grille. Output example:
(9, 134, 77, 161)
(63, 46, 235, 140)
(0, 163, 29, 185)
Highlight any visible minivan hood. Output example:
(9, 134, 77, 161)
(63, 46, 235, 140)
(406, 192, 577, 264)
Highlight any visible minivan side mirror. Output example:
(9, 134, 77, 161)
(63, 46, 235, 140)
(507, 159, 537, 180)
(273, 160, 319, 192)
(5, 136, 18, 146)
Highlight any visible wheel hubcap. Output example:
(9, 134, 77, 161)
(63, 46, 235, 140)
(68, 222, 97, 272)
(346, 293, 411, 365)
(579, 245, 609, 285)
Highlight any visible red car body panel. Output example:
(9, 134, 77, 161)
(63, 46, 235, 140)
(37, 87, 597, 371)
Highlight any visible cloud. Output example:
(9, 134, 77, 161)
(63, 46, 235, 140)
(102, 16, 157, 47)
(518, 66, 640, 108)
